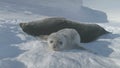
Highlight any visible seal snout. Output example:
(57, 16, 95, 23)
(19, 23, 27, 28)
(53, 44, 58, 49)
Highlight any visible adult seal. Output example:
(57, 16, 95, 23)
(19, 17, 109, 43)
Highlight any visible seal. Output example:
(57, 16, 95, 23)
(47, 28, 95, 53)
(20, 17, 109, 43)
(47, 28, 83, 51)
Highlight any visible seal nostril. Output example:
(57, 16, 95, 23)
(53, 45, 56, 48)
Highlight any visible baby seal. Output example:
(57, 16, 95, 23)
(47, 28, 84, 51)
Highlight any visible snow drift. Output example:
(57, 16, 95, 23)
(1, 0, 108, 22)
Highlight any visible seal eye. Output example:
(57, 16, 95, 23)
(50, 40, 53, 43)
(59, 41, 63, 45)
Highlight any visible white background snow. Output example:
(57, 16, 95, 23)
(0, 0, 120, 68)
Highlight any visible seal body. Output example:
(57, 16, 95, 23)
(20, 17, 109, 43)
(47, 28, 81, 51)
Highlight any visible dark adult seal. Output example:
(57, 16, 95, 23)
(19, 17, 109, 43)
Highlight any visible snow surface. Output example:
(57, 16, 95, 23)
(0, 0, 120, 68)
(0, 0, 107, 22)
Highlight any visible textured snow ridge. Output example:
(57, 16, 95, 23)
(0, 0, 107, 22)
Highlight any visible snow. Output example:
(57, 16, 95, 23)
(1, 0, 83, 11)
(0, 0, 107, 22)
(0, 0, 120, 68)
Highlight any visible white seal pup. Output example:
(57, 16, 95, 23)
(47, 28, 86, 51)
